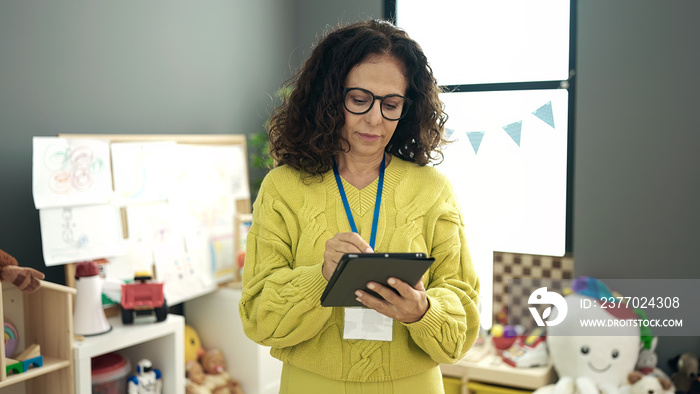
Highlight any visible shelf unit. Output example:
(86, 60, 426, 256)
(72, 313, 184, 394)
(0, 280, 76, 394)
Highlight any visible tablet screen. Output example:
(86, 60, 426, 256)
(320, 253, 434, 307)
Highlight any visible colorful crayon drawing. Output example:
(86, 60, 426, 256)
(32, 137, 113, 209)
(44, 143, 105, 194)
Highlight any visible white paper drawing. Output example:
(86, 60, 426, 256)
(174, 144, 250, 201)
(39, 205, 124, 266)
(111, 141, 176, 205)
(32, 137, 113, 209)
(155, 250, 213, 306)
(125, 202, 185, 257)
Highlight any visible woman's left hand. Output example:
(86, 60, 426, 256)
(355, 277, 429, 323)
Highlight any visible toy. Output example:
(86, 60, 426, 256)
(491, 323, 517, 351)
(532, 278, 642, 394)
(4, 344, 43, 376)
(121, 271, 167, 324)
(186, 360, 209, 394)
(185, 325, 205, 365)
(668, 353, 700, 394)
(502, 327, 548, 368)
(200, 349, 243, 394)
(128, 358, 163, 394)
(4, 319, 19, 358)
(73, 260, 111, 336)
(635, 337, 670, 380)
(636, 337, 658, 375)
(0, 248, 44, 293)
(620, 371, 674, 394)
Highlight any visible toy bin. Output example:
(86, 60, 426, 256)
(91, 352, 130, 394)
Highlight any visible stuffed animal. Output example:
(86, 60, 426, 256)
(635, 337, 670, 381)
(185, 360, 210, 394)
(668, 353, 700, 394)
(620, 371, 674, 394)
(185, 325, 205, 365)
(200, 349, 243, 394)
(636, 337, 659, 375)
(0, 249, 44, 293)
(532, 278, 642, 394)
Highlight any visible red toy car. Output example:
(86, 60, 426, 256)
(120, 271, 167, 324)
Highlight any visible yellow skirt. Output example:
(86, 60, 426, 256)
(279, 362, 445, 394)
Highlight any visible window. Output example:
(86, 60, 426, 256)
(390, 0, 575, 327)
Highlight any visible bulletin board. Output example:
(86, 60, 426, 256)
(52, 134, 251, 306)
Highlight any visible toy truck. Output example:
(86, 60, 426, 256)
(120, 271, 167, 324)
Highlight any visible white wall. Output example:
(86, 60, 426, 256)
(574, 0, 700, 369)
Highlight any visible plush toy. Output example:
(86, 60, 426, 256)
(185, 325, 205, 365)
(635, 337, 670, 380)
(636, 337, 659, 375)
(185, 360, 210, 394)
(0, 249, 44, 293)
(620, 371, 674, 394)
(200, 349, 243, 394)
(533, 278, 642, 394)
(668, 353, 700, 394)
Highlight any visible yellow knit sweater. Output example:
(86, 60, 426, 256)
(239, 155, 480, 382)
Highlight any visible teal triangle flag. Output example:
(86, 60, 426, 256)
(533, 101, 555, 128)
(445, 128, 456, 138)
(466, 131, 485, 154)
(503, 121, 522, 146)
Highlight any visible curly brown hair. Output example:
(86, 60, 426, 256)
(268, 19, 448, 176)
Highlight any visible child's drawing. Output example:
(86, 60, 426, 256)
(32, 137, 113, 209)
(39, 204, 124, 266)
(111, 141, 176, 204)
(60, 208, 89, 248)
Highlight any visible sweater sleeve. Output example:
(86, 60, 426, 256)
(401, 191, 480, 365)
(238, 176, 333, 348)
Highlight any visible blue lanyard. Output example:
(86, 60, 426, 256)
(332, 155, 385, 250)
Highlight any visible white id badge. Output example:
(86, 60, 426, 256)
(343, 307, 393, 341)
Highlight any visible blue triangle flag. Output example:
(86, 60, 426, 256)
(466, 131, 485, 154)
(533, 101, 555, 128)
(503, 121, 522, 146)
(445, 128, 456, 138)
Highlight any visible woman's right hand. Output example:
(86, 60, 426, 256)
(322, 232, 373, 281)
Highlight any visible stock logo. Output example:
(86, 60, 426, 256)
(528, 287, 568, 327)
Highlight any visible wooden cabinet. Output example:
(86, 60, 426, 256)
(0, 280, 76, 394)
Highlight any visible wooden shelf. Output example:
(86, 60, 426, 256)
(0, 357, 71, 388)
(1, 280, 76, 394)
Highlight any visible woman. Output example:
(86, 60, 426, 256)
(239, 19, 480, 393)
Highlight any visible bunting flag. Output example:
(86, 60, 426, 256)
(532, 101, 555, 128)
(451, 100, 557, 155)
(503, 121, 522, 147)
(466, 131, 485, 154)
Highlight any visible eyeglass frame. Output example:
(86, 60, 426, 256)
(342, 87, 413, 121)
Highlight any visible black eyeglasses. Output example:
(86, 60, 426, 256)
(343, 87, 412, 121)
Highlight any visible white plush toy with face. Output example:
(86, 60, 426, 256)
(536, 292, 641, 394)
